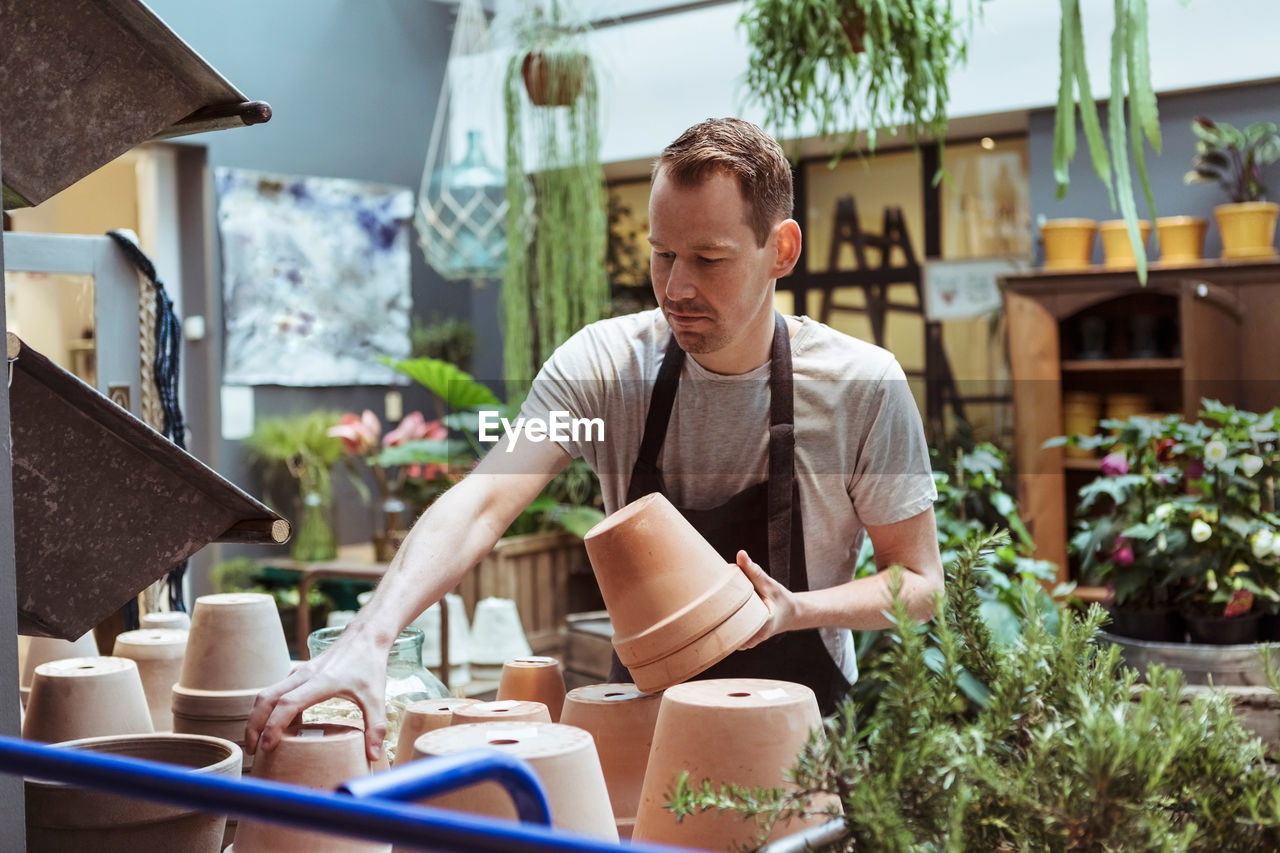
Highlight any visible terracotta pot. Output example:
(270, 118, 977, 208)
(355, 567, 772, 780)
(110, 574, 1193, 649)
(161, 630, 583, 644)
(583, 492, 768, 692)
(633, 678, 837, 850)
(25, 732, 241, 853)
(560, 683, 661, 833)
(496, 657, 567, 722)
(1040, 218, 1097, 269)
(393, 697, 478, 766)
(451, 699, 551, 726)
(171, 685, 262, 772)
(468, 598, 532, 673)
(1099, 219, 1152, 269)
(1215, 201, 1279, 259)
(232, 722, 391, 853)
(840, 8, 867, 53)
(23, 657, 154, 743)
(18, 632, 100, 707)
(413, 721, 617, 840)
(113, 628, 188, 732)
(140, 611, 191, 631)
(180, 593, 292, 692)
(520, 50, 588, 107)
(1155, 215, 1208, 264)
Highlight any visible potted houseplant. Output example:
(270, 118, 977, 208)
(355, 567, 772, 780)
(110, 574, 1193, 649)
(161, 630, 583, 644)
(1184, 116, 1280, 259)
(503, 0, 608, 389)
(739, 0, 981, 158)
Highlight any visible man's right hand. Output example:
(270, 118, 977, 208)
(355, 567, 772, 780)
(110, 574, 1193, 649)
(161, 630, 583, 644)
(245, 626, 390, 763)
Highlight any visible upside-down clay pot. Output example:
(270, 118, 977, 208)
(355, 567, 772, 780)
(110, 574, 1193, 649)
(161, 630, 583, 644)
(450, 699, 551, 726)
(23, 657, 154, 743)
(633, 678, 838, 851)
(180, 593, 291, 692)
(496, 657, 567, 722)
(25, 732, 241, 853)
(413, 722, 618, 840)
(112, 629, 188, 732)
(229, 723, 391, 853)
(560, 684, 661, 838)
(583, 492, 768, 693)
(18, 632, 101, 707)
(393, 698, 478, 766)
(140, 611, 191, 631)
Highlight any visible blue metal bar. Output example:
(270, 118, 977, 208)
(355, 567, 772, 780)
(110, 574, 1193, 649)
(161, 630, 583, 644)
(0, 736, 698, 853)
(339, 748, 550, 823)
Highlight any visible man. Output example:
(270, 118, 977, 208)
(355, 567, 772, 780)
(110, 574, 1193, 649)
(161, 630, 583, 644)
(247, 118, 943, 763)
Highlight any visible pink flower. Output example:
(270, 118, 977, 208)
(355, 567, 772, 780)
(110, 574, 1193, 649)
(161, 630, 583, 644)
(1186, 459, 1205, 481)
(383, 411, 446, 448)
(1224, 589, 1254, 619)
(1156, 438, 1177, 463)
(1100, 452, 1129, 477)
(329, 410, 381, 455)
(1112, 545, 1134, 567)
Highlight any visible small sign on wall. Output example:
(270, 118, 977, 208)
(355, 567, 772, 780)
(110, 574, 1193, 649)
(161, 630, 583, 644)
(922, 257, 1029, 321)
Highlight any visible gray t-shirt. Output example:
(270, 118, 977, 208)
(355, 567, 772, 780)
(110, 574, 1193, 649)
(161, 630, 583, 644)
(520, 308, 936, 683)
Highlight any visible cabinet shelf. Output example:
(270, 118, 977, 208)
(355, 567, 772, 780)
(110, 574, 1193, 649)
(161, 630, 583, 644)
(1061, 357, 1183, 372)
(1063, 457, 1104, 471)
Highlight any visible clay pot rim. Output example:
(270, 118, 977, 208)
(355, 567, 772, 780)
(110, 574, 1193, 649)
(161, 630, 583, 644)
(1156, 215, 1208, 227)
(1214, 200, 1280, 214)
(564, 683, 656, 704)
(34, 656, 135, 678)
(171, 683, 261, 717)
(628, 593, 768, 693)
(417, 720, 592, 759)
(404, 697, 479, 715)
(1040, 218, 1097, 230)
(613, 569, 753, 665)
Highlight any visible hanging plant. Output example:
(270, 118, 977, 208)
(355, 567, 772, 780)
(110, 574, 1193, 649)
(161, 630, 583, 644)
(739, 0, 983, 158)
(502, 0, 608, 391)
(1053, 0, 1163, 282)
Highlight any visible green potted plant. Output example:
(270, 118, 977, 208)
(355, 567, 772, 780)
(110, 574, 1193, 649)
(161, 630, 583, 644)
(503, 0, 608, 389)
(245, 411, 346, 561)
(1184, 116, 1280, 259)
(739, 0, 981, 158)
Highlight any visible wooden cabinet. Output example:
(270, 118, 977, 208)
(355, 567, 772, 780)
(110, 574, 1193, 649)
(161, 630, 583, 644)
(1003, 260, 1280, 598)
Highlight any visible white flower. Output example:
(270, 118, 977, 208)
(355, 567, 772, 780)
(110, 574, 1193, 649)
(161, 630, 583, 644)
(1241, 453, 1264, 478)
(1191, 519, 1213, 543)
(1206, 569, 1218, 592)
(1204, 440, 1229, 467)
(1272, 536, 1280, 558)
(1252, 529, 1275, 560)
(1154, 503, 1174, 522)
(1157, 532, 1168, 552)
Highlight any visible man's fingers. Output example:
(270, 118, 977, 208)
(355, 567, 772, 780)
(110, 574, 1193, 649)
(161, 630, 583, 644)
(245, 669, 310, 755)
(352, 695, 388, 764)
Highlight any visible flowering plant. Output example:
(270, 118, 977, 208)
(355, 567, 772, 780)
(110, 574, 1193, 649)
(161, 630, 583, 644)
(1054, 401, 1280, 618)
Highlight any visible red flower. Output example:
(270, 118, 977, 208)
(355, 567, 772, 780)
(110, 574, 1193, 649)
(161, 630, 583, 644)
(383, 411, 445, 448)
(1224, 589, 1254, 619)
(1156, 438, 1177, 463)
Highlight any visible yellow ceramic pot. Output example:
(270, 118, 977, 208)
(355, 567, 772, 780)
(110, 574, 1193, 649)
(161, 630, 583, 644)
(1099, 219, 1152, 269)
(1155, 216, 1208, 264)
(1040, 218, 1097, 270)
(1215, 201, 1279, 259)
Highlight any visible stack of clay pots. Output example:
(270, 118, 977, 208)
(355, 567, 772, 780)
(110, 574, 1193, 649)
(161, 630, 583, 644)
(633, 678, 838, 851)
(23, 656, 154, 743)
(495, 656, 567, 721)
(560, 683, 661, 839)
(18, 631, 100, 707)
(229, 722, 390, 853)
(583, 492, 768, 693)
(412, 721, 617, 840)
(25, 732, 241, 853)
(392, 697, 477, 765)
(171, 593, 292, 772)
(113, 628, 188, 731)
(451, 699, 551, 725)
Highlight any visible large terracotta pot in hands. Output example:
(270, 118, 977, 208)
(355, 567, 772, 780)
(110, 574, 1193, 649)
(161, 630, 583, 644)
(113, 628, 188, 732)
(25, 732, 241, 853)
(393, 697, 478, 766)
(181, 593, 291, 691)
(583, 492, 768, 693)
(23, 657, 154, 743)
(451, 699, 551, 726)
(18, 632, 100, 707)
(230, 723, 391, 853)
(413, 721, 617, 840)
(560, 683, 661, 839)
(633, 678, 838, 851)
(496, 656, 567, 722)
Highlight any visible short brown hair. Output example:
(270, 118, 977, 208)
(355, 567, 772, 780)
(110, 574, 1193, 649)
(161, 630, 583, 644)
(653, 118, 794, 247)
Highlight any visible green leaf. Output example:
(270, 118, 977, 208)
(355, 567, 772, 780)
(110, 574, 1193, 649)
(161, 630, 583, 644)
(1053, 0, 1079, 198)
(1108, 0, 1147, 282)
(382, 357, 501, 410)
(1072, 0, 1114, 209)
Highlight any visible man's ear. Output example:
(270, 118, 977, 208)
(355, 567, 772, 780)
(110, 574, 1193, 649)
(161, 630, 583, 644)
(770, 219, 802, 279)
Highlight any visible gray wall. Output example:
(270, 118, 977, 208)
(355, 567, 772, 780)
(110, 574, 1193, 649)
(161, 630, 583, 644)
(1029, 79, 1280, 263)
(141, 0, 495, 590)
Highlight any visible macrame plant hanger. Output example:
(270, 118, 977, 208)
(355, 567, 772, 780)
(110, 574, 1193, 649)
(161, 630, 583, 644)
(415, 0, 510, 286)
(106, 229, 189, 628)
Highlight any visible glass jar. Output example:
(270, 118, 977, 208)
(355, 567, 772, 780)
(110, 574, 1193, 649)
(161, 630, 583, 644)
(307, 625, 449, 706)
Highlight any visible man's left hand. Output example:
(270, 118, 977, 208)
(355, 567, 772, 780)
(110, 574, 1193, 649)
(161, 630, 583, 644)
(735, 549, 798, 648)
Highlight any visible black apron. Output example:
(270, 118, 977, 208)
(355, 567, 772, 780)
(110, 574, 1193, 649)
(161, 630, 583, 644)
(608, 312, 850, 715)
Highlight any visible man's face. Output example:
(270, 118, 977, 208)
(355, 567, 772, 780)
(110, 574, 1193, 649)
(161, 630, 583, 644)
(648, 168, 780, 361)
